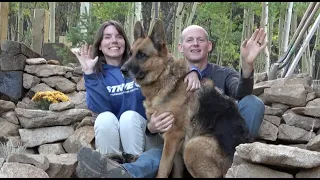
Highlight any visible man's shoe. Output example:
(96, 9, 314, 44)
(76, 147, 131, 178)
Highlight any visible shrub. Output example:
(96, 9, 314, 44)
(31, 91, 70, 110)
(0, 140, 27, 160)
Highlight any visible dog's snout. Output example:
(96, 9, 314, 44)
(120, 66, 129, 77)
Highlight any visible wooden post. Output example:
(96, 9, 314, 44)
(31, 9, 50, 55)
(49, 2, 55, 43)
(0, 2, 9, 41)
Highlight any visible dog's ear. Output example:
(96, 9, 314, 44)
(150, 19, 165, 51)
(134, 21, 145, 41)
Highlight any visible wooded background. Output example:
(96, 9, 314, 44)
(1, 2, 320, 79)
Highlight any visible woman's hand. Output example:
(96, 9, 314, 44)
(73, 44, 99, 74)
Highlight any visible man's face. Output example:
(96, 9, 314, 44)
(178, 27, 212, 63)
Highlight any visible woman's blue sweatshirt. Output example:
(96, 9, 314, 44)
(84, 64, 147, 119)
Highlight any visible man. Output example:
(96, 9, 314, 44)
(178, 25, 266, 137)
(76, 25, 266, 178)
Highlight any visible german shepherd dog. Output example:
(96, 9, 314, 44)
(120, 20, 251, 178)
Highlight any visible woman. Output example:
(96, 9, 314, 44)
(74, 20, 201, 156)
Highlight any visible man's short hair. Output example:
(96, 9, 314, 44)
(179, 25, 209, 43)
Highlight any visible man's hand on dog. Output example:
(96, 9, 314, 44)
(73, 44, 98, 75)
(184, 71, 201, 92)
(147, 111, 174, 134)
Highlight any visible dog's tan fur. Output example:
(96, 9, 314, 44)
(121, 20, 247, 178)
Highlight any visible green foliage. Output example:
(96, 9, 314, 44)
(66, 9, 101, 47)
(23, 27, 32, 47)
(195, 2, 242, 69)
(91, 2, 130, 25)
(10, 2, 49, 18)
(34, 99, 52, 110)
(0, 140, 27, 160)
(53, 45, 78, 66)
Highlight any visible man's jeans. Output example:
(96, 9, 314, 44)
(122, 95, 265, 178)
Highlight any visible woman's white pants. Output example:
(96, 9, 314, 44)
(94, 110, 163, 155)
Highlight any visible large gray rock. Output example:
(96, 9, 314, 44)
(236, 142, 320, 169)
(15, 108, 92, 129)
(264, 84, 307, 107)
(296, 166, 320, 178)
(1, 40, 41, 59)
(26, 83, 55, 99)
(258, 120, 278, 141)
(45, 153, 77, 178)
(1, 111, 19, 125)
(225, 161, 294, 178)
(66, 91, 87, 109)
(24, 64, 73, 78)
(26, 58, 47, 65)
(23, 73, 41, 89)
(38, 143, 65, 155)
(263, 115, 281, 127)
(0, 52, 27, 71)
(0, 118, 20, 137)
(62, 126, 94, 153)
(0, 40, 41, 71)
(264, 106, 283, 117)
(307, 98, 320, 107)
(282, 111, 320, 131)
(278, 124, 316, 143)
(19, 126, 74, 148)
(306, 134, 320, 152)
(7, 153, 50, 171)
(0, 162, 49, 178)
(0, 71, 23, 102)
(42, 43, 78, 65)
(41, 76, 76, 93)
(49, 101, 75, 111)
(0, 100, 15, 114)
(253, 75, 312, 96)
(291, 107, 320, 118)
(76, 77, 85, 91)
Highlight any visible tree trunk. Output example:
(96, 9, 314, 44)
(249, 8, 254, 39)
(165, 3, 175, 46)
(124, 3, 134, 45)
(290, 7, 297, 39)
(172, 2, 184, 58)
(17, 2, 23, 42)
(148, 2, 160, 35)
(154, 2, 159, 19)
(134, 2, 142, 23)
(290, 7, 297, 61)
(301, 31, 308, 73)
(312, 26, 320, 79)
(268, 14, 273, 63)
(185, 2, 198, 28)
(49, 2, 55, 43)
(278, 12, 284, 58)
(262, 2, 270, 74)
(282, 2, 293, 53)
(80, 2, 90, 34)
(240, 8, 248, 72)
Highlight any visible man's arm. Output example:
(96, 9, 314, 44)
(224, 67, 254, 100)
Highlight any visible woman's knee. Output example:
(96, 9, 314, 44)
(119, 110, 146, 128)
(94, 111, 119, 130)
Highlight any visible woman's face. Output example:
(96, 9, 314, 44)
(99, 25, 126, 61)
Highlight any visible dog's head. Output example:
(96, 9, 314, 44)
(120, 19, 168, 85)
